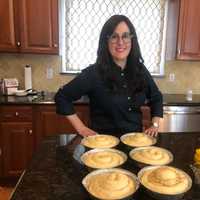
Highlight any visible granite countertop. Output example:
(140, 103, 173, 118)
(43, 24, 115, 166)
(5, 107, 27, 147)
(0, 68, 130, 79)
(1, 93, 200, 105)
(163, 94, 200, 106)
(10, 132, 200, 200)
(0, 92, 89, 105)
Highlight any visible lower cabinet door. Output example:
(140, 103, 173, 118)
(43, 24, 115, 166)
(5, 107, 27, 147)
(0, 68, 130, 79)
(1, 122, 33, 177)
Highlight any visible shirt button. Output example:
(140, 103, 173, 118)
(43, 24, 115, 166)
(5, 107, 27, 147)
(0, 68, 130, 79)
(128, 107, 132, 111)
(123, 84, 127, 88)
(121, 73, 124, 76)
(128, 96, 131, 100)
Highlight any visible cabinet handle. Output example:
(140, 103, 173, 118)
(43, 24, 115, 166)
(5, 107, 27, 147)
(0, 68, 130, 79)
(0, 148, 2, 156)
(178, 49, 181, 55)
(15, 112, 19, 116)
(53, 44, 58, 47)
(29, 130, 33, 135)
(17, 41, 21, 47)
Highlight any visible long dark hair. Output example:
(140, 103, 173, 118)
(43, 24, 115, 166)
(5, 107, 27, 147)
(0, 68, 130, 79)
(96, 15, 146, 95)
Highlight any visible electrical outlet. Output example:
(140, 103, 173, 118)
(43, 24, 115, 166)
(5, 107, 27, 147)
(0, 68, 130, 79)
(169, 73, 175, 82)
(46, 66, 53, 79)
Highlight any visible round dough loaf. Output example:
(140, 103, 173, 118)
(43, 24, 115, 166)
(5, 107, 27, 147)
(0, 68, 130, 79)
(130, 146, 172, 165)
(85, 170, 136, 199)
(140, 166, 191, 195)
(121, 133, 156, 147)
(82, 149, 126, 168)
(82, 135, 119, 148)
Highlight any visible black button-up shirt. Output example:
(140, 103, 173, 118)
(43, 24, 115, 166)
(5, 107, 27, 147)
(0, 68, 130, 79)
(55, 65, 163, 135)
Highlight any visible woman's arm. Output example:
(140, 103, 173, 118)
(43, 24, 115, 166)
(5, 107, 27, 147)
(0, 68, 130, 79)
(67, 114, 98, 137)
(55, 66, 98, 136)
(55, 67, 95, 116)
(142, 65, 163, 137)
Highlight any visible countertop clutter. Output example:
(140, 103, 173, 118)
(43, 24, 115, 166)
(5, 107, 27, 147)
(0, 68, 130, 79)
(9, 132, 200, 200)
(0, 92, 89, 105)
(1, 93, 200, 105)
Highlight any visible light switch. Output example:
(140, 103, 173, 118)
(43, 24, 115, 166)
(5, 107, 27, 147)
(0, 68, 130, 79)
(169, 73, 175, 82)
(46, 66, 53, 79)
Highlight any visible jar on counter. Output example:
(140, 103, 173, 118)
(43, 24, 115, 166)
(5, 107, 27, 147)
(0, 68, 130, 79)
(190, 148, 200, 185)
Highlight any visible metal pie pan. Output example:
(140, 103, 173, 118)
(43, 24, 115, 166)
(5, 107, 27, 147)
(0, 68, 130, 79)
(120, 132, 157, 149)
(82, 168, 140, 200)
(137, 165, 193, 200)
(81, 148, 128, 171)
(129, 146, 174, 168)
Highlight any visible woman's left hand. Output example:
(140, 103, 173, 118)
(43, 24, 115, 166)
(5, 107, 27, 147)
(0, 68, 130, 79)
(145, 126, 159, 137)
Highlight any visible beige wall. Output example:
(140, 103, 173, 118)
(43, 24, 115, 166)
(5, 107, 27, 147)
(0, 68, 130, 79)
(0, 53, 200, 94)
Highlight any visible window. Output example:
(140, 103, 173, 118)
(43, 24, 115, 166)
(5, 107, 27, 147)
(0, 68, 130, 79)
(59, 0, 168, 76)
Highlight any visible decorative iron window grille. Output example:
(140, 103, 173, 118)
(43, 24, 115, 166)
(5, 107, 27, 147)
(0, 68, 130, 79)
(59, 0, 168, 75)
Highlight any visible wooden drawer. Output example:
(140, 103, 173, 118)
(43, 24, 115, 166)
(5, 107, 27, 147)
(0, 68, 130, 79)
(141, 106, 151, 130)
(0, 106, 32, 122)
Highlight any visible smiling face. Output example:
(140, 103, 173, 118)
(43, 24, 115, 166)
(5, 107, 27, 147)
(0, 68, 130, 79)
(108, 21, 132, 69)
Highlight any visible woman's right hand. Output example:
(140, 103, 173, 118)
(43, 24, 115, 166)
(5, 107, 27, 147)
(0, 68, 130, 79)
(66, 114, 98, 137)
(78, 126, 98, 137)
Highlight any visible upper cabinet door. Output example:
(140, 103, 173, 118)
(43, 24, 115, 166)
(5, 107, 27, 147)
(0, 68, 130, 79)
(0, 0, 19, 52)
(177, 0, 200, 60)
(19, 0, 59, 54)
(0, 0, 58, 54)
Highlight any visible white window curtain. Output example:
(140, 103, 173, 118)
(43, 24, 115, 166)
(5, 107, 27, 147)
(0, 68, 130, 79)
(59, 0, 168, 76)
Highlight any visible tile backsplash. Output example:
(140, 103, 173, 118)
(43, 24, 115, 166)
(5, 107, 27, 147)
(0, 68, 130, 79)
(0, 53, 200, 94)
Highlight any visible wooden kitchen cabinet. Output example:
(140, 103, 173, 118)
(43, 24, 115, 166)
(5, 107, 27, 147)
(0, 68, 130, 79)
(0, 0, 18, 52)
(177, 0, 200, 60)
(34, 105, 90, 148)
(0, 0, 58, 54)
(0, 106, 34, 177)
(1, 122, 33, 177)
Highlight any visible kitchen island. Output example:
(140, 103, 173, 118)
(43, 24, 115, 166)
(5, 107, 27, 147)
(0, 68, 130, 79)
(10, 132, 200, 200)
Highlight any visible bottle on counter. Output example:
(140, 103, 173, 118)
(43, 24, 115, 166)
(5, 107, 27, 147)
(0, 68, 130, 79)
(194, 148, 200, 167)
(190, 148, 200, 185)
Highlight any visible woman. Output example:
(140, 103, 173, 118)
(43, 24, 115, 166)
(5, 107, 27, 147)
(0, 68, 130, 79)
(55, 15, 163, 137)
